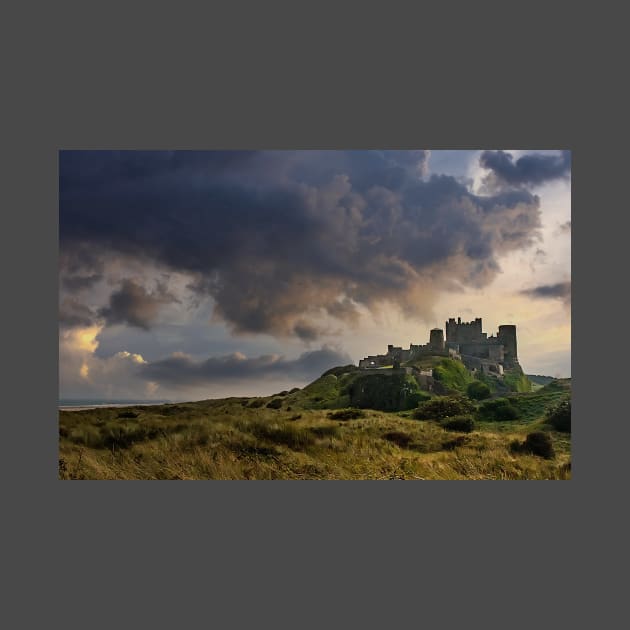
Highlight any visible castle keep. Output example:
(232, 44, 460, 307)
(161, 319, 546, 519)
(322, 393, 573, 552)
(358, 316, 518, 377)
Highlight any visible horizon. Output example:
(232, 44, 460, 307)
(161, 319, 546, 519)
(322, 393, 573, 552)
(59, 150, 571, 400)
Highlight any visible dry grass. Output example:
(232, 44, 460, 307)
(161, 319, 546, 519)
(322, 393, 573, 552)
(59, 401, 571, 480)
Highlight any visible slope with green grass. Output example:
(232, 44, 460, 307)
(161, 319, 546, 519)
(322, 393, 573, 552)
(59, 369, 571, 480)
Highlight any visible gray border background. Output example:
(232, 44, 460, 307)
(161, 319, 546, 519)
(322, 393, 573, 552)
(4, 3, 624, 629)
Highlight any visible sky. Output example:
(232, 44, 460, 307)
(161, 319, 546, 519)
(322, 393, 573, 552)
(59, 150, 571, 401)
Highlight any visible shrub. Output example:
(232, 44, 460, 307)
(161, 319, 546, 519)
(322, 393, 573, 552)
(407, 391, 431, 407)
(466, 381, 491, 401)
(288, 414, 302, 421)
(511, 432, 555, 459)
(247, 398, 266, 408)
(413, 396, 475, 420)
(266, 398, 283, 409)
(117, 410, 139, 419)
(348, 373, 425, 411)
(327, 408, 365, 421)
(382, 431, 413, 448)
(547, 399, 571, 432)
(442, 436, 469, 450)
(478, 397, 519, 421)
(441, 415, 475, 433)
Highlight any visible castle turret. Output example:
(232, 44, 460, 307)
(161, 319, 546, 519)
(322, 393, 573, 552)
(498, 325, 518, 366)
(445, 316, 484, 343)
(429, 328, 445, 351)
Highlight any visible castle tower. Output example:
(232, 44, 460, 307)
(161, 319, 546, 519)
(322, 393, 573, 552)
(445, 316, 484, 343)
(498, 325, 518, 365)
(429, 328, 445, 351)
(445, 318, 457, 342)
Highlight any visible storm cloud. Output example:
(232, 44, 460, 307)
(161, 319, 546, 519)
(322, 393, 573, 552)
(140, 346, 353, 388)
(480, 150, 571, 188)
(59, 297, 98, 329)
(521, 281, 571, 305)
(98, 279, 179, 330)
(60, 150, 542, 339)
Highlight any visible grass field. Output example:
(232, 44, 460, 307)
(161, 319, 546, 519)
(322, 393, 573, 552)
(59, 377, 571, 480)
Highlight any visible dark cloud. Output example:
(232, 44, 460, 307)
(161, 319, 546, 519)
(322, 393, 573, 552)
(521, 281, 571, 305)
(140, 346, 352, 388)
(59, 244, 104, 291)
(59, 297, 98, 328)
(98, 279, 179, 330)
(559, 220, 571, 233)
(60, 150, 541, 338)
(480, 150, 571, 189)
(293, 320, 322, 342)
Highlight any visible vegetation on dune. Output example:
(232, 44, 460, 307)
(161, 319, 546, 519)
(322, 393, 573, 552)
(466, 380, 491, 400)
(545, 399, 571, 433)
(321, 365, 360, 378)
(413, 396, 476, 421)
(431, 358, 474, 392)
(503, 365, 533, 392)
(504, 379, 571, 424)
(294, 373, 352, 409)
(58, 366, 571, 480)
(477, 397, 520, 422)
(347, 372, 429, 412)
(527, 374, 556, 386)
(510, 432, 555, 459)
(441, 416, 476, 433)
(327, 408, 365, 421)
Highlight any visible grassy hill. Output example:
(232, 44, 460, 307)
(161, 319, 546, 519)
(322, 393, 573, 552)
(59, 364, 571, 480)
(527, 374, 556, 386)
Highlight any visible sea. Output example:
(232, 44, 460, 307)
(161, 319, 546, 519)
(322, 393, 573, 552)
(59, 399, 173, 411)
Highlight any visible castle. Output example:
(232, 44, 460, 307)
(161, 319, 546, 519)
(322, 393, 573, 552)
(358, 316, 518, 378)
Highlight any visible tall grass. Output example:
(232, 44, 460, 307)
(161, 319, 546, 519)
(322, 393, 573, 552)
(59, 400, 570, 480)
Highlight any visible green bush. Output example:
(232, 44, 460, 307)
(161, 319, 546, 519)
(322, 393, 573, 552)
(266, 398, 283, 409)
(441, 416, 475, 433)
(511, 432, 555, 459)
(348, 373, 424, 411)
(413, 396, 475, 420)
(478, 397, 519, 421)
(327, 408, 365, 420)
(466, 381, 491, 401)
(547, 399, 571, 432)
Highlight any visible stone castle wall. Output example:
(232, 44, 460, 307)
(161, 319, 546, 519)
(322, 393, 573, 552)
(359, 316, 518, 373)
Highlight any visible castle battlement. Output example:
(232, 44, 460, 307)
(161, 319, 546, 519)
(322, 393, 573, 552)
(358, 315, 518, 373)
